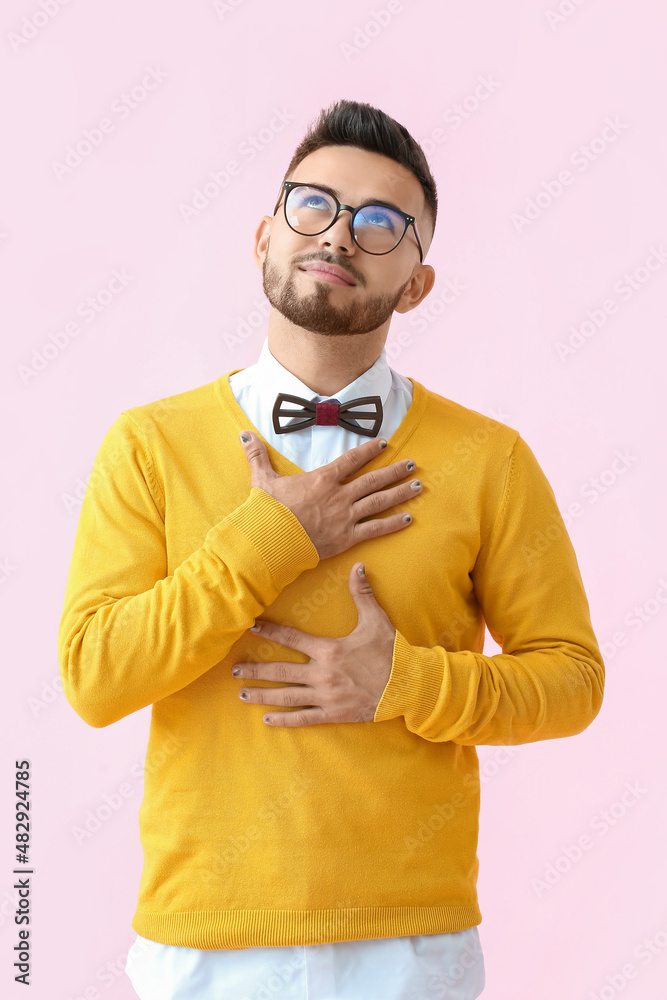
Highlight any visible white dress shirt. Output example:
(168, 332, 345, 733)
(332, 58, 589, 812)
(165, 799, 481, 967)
(124, 335, 486, 1000)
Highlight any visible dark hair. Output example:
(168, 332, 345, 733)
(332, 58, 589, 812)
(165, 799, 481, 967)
(279, 99, 437, 252)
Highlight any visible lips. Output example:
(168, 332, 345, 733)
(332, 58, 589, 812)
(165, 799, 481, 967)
(299, 262, 356, 286)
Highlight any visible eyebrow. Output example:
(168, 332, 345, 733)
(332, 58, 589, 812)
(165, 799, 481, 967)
(306, 181, 408, 216)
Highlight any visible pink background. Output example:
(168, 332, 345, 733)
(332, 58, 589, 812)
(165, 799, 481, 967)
(2, 1, 666, 997)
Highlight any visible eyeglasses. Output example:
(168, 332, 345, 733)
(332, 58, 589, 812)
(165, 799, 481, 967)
(273, 181, 424, 263)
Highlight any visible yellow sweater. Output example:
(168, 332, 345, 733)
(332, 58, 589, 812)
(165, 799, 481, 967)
(57, 371, 605, 949)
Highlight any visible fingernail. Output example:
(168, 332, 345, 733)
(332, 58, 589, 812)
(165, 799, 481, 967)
(249, 623, 261, 632)
(406, 460, 416, 472)
(410, 480, 422, 491)
(240, 432, 250, 443)
(378, 439, 387, 450)
(403, 513, 412, 523)
(358, 563, 365, 577)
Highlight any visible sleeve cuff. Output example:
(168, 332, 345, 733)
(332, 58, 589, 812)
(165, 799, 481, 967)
(210, 486, 320, 592)
(374, 628, 446, 725)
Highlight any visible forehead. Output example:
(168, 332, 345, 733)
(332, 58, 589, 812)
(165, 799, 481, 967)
(289, 145, 424, 217)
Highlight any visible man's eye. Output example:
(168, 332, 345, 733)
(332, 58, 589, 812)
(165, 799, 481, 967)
(357, 207, 398, 232)
(303, 196, 330, 210)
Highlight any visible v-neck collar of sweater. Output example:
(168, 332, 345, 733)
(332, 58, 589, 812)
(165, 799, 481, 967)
(215, 369, 427, 476)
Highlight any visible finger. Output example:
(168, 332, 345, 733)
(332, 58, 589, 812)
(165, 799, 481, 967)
(263, 708, 328, 727)
(349, 561, 374, 598)
(251, 619, 320, 657)
(239, 430, 270, 471)
(232, 660, 310, 684)
(328, 436, 388, 483)
(347, 458, 417, 503)
(239, 684, 314, 705)
(352, 474, 422, 517)
(352, 510, 413, 544)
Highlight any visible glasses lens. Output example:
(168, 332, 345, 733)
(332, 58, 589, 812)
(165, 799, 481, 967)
(285, 185, 336, 235)
(353, 205, 405, 254)
(284, 185, 405, 254)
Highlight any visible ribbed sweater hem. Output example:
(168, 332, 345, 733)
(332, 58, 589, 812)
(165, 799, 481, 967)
(131, 904, 482, 949)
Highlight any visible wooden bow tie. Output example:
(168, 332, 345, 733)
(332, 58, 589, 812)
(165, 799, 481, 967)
(272, 392, 383, 437)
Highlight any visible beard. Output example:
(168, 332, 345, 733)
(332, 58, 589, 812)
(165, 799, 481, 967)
(261, 244, 411, 337)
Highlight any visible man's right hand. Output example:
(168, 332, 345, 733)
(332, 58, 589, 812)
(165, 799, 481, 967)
(238, 430, 422, 560)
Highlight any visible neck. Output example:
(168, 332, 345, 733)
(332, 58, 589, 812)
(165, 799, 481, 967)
(266, 328, 387, 396)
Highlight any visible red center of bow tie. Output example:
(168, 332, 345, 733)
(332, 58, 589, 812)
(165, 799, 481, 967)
(315, 401, 340, 426)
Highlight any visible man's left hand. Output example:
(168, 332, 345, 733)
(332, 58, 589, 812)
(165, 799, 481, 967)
(231, 562, 395, 726)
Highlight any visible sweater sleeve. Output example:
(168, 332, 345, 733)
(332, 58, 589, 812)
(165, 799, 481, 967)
(373, 433, 605, 745)
(57, 412, 320, 728)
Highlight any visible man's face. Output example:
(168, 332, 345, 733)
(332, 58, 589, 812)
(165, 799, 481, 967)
(254, 145, 433, 337)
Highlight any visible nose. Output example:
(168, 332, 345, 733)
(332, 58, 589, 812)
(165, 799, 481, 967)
(317, 208, 356, 256)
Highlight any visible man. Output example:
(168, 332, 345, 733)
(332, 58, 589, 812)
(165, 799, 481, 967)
(58, 99, 605, 1000)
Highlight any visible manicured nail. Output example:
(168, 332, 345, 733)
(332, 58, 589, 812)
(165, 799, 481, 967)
(358, 563, 365, 577)
(239, 432, 250, 442)
(410, 480, 422, 491)
(378, 439, 387, 449)
(406, 460, 416, 472)
(249, 622, 261, 632)
(403, 513, 412, 523)
(264, 716, 272, 724)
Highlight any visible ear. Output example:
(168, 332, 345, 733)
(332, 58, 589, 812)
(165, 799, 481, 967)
(253, 215, 274, 270)
(394, 264, 436, 314)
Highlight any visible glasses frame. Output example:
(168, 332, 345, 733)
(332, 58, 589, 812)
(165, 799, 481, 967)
(273, 180, 424, 263)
